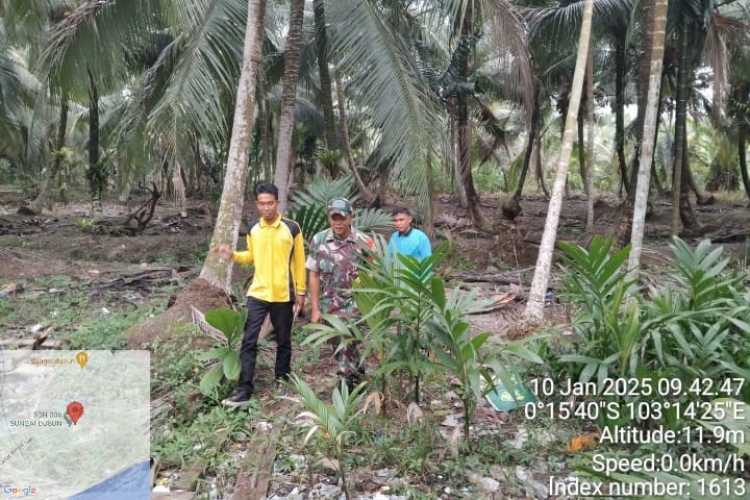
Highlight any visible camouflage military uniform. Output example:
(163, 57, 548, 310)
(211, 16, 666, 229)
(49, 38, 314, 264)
(306, 227, 374, 380)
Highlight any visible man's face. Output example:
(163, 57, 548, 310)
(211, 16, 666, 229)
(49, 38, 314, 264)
(394, 213, 413, 234)
(329, 213, 352, 238)
(256, 193, 278, 220)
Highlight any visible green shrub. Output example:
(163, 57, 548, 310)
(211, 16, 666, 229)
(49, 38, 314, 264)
(551, 236, 750, 428)
(196, 308, 247, 397)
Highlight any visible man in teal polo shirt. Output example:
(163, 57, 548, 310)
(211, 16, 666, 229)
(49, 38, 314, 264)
(386, 207, 432, 261)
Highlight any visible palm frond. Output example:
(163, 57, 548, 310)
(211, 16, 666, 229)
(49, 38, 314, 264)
(327, 0, 438, 207)
(0, 21, 41, 110)
(0, 46, 22, 117)
(703, 15, 731, 122)
(100, 78, 150, 190)
(0, 0, 54, 53)
(290, 175, 356, 209)
(41, 0, 157, 97)
(481, 0, 535, 115)
(288, 204, 328, 245)
(288, 175, 393, 240)
(146, 0, 248, 167)
(525, 0, 633, 44)
(353, 207, 393, 234)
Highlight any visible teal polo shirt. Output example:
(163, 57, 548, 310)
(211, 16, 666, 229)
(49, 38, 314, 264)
(386, 228, 432, 261)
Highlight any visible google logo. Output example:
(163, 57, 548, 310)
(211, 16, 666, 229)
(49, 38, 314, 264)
(0, 484, 37, 497)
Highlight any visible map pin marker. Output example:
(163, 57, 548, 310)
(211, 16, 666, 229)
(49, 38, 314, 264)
(66, 402, 84, 425)
(75, 352, 88, 368)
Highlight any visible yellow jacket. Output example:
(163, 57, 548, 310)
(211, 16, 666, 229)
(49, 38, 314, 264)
(232, 214, 306, 302)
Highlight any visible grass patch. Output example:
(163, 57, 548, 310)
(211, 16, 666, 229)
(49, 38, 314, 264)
(153, 404, 255, 472)
(1, 273, 175, 348)
(0, 277, 87, 332)
(66, 307, 157, 349)
(0, 299, 13, 327)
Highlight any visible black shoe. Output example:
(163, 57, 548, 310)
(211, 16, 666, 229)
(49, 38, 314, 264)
(222, 388, 252, 407)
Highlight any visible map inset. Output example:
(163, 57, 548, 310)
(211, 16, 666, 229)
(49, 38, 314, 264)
(0, 350, 150, 499)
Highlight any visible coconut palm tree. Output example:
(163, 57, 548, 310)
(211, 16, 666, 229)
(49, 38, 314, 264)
(628, 0, 669, 273)
(273, 0, 305, 213)
(525, 0, 594, 322)
(720, 3, 750, 201)
(524, 0, 634, 193)
(40, 0, 156, 204)
(313, 0, 337, 154)
(324, 0, 532, 227)
(200, 0, 267, 291)
(0, 13, 43, 174)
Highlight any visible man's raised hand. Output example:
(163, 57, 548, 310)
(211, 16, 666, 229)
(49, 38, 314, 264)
(212, 244, 233, 260)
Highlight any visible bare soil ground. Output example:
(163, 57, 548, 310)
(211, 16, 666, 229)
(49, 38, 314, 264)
(2, 189, 748, 342)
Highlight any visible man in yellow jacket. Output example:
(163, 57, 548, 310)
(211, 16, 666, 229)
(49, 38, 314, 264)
(214, 183, 306, 406)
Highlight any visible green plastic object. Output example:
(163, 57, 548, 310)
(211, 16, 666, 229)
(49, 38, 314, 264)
(485, 375, 536, 412)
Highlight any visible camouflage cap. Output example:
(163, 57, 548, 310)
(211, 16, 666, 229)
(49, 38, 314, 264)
(327, 197, 353, 216)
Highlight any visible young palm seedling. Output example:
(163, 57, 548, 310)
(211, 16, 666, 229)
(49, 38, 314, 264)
(291, 375, 366, 500)
(195, 308, 246, 397)
(427, 277, 495, 445)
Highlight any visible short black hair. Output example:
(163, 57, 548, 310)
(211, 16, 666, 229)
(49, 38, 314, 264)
(255, 182, 278, 200)
(392, 207, 412, 217)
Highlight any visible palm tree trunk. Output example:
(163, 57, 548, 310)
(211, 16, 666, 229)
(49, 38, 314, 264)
(274, 0, 305, 213)
(287, 152, 296, 195)
(505, 88, 539, 218)
(448, 100, 468, 207)
(457, 98, 484, 227)
(628, 0, 668, 273)
(739, 124, 750, 202)
(191, 140, 203, 196)
(378, 165, 389, 203)
(200, 0, 267, 291)
(87, 69, 101, 202)
(256, 70, 272, 182)
(671, 16, 691, 236)
(614, 35, 629, 197)
(457, 7, 484, 228)
(31, 97, 68, 214)
(424, 151, 435, 239)
(685, 157, 707, 204)
(629, 0, 655, 195)
(679, 135, 698, 227)
(652, 163, 665, 195)
(577, 108, 587, 193)
(314, 0, 337, 153)
(535, 134, 549, 198)
(652, 81, 668, 198)
(265, 101, 274, 181)
(513, 89, 540, 202)
(585, 45, 595, 234)
(525, 0, 594, 322)
(335, 71, 374, 203)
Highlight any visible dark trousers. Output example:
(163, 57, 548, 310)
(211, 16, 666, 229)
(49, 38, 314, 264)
(238, 296, 294, 393)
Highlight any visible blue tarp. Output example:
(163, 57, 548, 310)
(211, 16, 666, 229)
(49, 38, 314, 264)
(69, 460, 150, 500)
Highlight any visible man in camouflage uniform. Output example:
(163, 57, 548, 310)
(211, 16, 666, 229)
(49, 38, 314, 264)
(306, 198, 374, 387)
